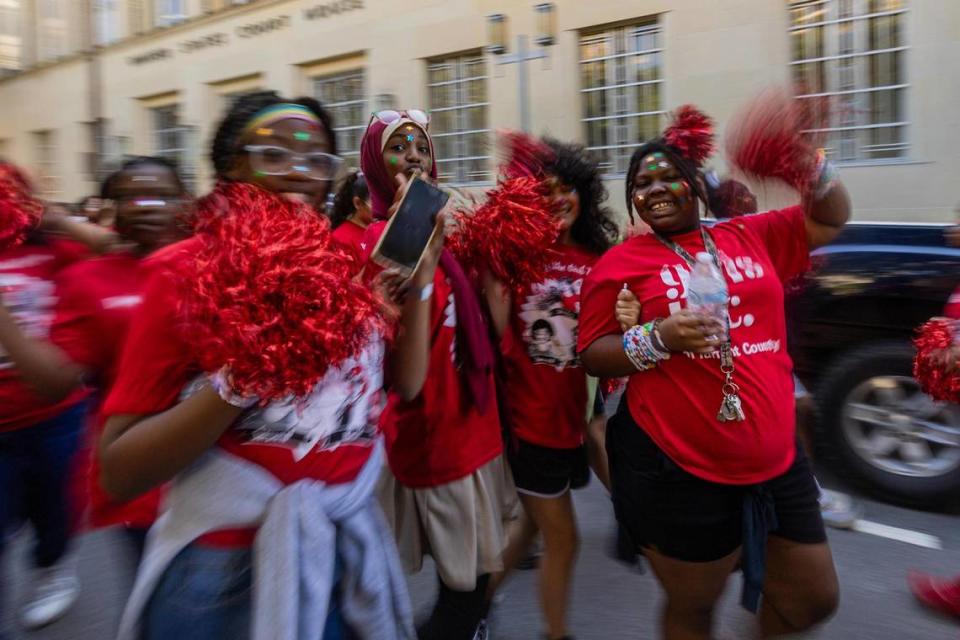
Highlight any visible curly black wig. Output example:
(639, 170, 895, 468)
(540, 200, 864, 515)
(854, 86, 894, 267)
(625, 140, 708, 222)
(329, 169, 368, 229)
(541, 138, 619, 255)
(209, 90, 337, 179)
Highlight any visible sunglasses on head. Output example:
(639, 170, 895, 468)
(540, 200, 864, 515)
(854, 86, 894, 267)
(370, 109, 430, 128)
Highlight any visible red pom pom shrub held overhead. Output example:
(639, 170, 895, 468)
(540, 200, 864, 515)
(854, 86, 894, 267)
(725, 86, 827, 194)
(663, 105, 716, 168)
(174, 182, 389, 402)
(0, 163, 44, 252)
(913, 318, 960, 404)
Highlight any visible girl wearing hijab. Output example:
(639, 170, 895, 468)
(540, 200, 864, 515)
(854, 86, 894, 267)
(360, 110, 509, 640)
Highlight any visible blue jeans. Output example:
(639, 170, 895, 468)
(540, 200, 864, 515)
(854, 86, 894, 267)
(142, 542, 355, 640)
(0, 403, 85, 640)
(0, 402, 86, 567)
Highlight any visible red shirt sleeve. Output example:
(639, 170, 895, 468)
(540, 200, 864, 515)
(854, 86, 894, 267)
(49, 238, 90, 268)
(102, 268, 193, 417)
(946, 286, 960, 320)
(576, 268, 623, 353)
(49, 265, 105, 372)
(359, 222, 387, 285)
(736, 205, 810, 282)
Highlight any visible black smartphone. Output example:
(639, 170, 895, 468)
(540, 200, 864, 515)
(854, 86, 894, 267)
(371, 177, 450, 276)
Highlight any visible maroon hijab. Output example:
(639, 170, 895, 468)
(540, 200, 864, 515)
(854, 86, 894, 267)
(360, 116, 493, 411)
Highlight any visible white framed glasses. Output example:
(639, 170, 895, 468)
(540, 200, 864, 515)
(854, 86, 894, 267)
(243, 145, 343, 181)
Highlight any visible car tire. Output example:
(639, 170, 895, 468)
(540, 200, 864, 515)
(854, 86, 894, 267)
(815, 341, 960, 507)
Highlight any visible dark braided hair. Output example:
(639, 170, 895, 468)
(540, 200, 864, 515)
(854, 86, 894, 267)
(542, 138, 618, 255)
(209, 90, 337, 179)
(102, 156, 187, 199)
(329, 170, 369, 229)
(625, 140, 708, 222)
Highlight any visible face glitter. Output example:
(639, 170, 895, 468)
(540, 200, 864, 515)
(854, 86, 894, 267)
(255, 128, 273, 137)
(293, 132, 311, 141)
(653, 152, 664, 158)
(389, 157, 399, 165)
(645, 155, 657, 164)
(648, 164, 658, 171)
(658, 161, 670, 169)
(131, 176, 158, 182)
(670, 182, 682, 191)
(406, 134, 415, 142)
(255, 170, 266, 177)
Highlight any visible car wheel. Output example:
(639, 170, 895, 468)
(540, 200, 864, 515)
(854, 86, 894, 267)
(815, 341, 960, 507)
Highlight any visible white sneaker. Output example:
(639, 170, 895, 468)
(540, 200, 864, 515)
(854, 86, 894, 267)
(20, 562, 80, 629)
(472, 618, 489, 640)
(818, 488, 860, 530)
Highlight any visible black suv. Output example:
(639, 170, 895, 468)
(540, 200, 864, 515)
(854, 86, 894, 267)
(788, 222, 960, 506)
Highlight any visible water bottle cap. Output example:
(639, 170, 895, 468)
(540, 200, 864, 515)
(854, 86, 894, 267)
(695, 252, 713, 264)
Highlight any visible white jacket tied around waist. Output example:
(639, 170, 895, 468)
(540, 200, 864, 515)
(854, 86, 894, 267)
(116, 443, 414, 640)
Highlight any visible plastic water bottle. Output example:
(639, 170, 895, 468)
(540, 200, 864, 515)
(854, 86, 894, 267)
(686, 252, 729, 337)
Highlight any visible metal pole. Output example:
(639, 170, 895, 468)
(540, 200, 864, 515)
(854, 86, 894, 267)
(517, 33, 531, 132)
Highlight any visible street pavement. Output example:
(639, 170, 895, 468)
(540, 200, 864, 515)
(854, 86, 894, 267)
(2, 477, 958, 640)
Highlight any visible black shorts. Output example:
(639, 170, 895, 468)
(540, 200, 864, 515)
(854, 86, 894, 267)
(606, 401, 826, 563)
(508, 438, 590, 498)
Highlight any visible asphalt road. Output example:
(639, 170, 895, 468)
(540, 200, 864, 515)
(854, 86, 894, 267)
(2, 477, 958, 640)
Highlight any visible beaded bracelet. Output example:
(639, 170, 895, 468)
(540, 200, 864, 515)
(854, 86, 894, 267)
(623, 321, 671, 371)
(812, 149, 839, 200)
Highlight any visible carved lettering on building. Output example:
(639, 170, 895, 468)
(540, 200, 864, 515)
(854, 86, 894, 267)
(179, 33, 229, 53)
(128, 49, 173, 65)
(236, 15, 291, 38)
(304, 0, 364, 20)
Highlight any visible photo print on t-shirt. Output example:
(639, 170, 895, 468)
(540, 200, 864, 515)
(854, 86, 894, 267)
(520, 276, 582, 371)
(0, 273, 57, 370)
(179, 343, 384, 461)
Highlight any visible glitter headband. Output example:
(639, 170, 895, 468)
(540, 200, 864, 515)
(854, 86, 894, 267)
(242, 104, 322, 138)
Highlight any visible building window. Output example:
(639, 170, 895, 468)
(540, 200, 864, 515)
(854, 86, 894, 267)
(33, 130, 57, 198)
(156, 0, 187, 27)
(427, 53, 491, 185)
(0, 0, 22, 73)
(151, 104, 194, 186)
(312, 70, 366, 167)
(37, 0, 68, 62)
(93, 0, 121, 45)
(790, 0, 909, 162)
(580, 21, 664, 175)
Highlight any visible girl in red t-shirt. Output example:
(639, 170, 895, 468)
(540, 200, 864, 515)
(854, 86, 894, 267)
(358, 110, 508, 640)
(98, 92, 415, 640)
(329, 169, 373, 266)
(577, 109, 851, 639)
(483, 138, 618, 640)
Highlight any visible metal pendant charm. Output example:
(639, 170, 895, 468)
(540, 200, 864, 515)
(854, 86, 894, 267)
(717, 393, 746, 422)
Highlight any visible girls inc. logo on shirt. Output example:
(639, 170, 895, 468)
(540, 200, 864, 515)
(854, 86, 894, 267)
(660, 253, 765, 330)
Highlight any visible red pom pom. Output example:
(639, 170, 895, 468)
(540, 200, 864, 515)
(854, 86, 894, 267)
(449, 176, 560, 293)
(725, 87, 826, 192)
(913, 318, 960, 403)
(663, 105, 715, 167)
(175, 182, 389, 401)
(0, 163, 43, 252)
(497, 130, 556, 180)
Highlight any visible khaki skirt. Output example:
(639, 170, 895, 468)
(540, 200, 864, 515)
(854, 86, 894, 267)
(378, 454, 518, 591)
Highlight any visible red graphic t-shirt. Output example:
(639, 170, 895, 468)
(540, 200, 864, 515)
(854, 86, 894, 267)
(578, 206, 810, 485)
(331, 220, 368, 267)
(103, 238, 384, 536)
(502, 243, 597, 449)
(362, 222, 503, 488)
(49, 251, 160, 529)
(0, 238, 89, 431)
